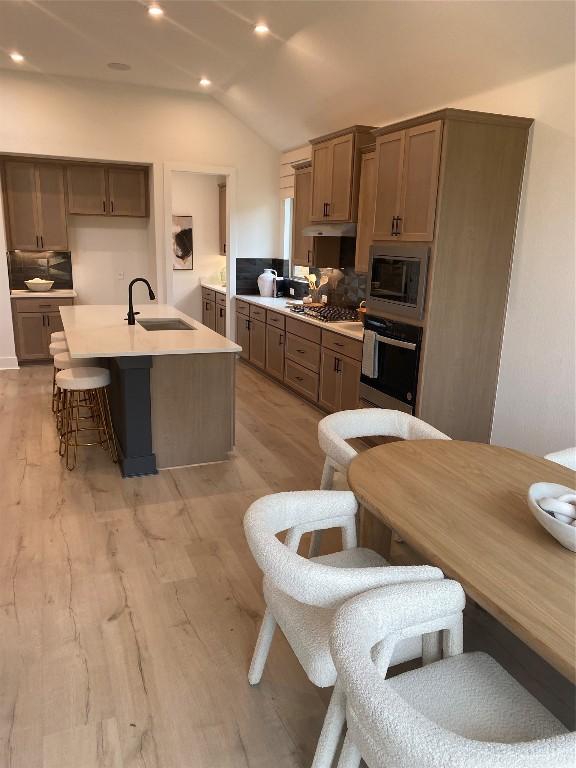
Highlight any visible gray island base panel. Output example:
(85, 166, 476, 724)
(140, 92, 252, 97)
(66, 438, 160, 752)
(109, 356, 157, 478)
(107, 352, 236, 477)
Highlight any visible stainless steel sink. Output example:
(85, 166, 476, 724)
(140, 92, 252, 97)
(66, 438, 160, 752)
(137, 318, 196, 331)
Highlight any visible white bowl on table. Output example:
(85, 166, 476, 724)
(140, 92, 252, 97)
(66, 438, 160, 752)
(527, 482, 576, 552)
(25, 278, 54, 292)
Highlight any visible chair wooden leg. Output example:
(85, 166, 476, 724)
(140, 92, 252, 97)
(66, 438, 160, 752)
(248, 608, 277, 685)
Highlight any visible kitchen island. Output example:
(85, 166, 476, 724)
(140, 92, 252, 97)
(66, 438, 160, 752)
(60, 304, 241, 477)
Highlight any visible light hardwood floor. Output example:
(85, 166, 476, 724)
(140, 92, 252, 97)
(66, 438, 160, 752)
(0, 361, 343, 768)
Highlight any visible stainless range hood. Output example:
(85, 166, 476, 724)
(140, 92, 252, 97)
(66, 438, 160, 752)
(302, 222, 357, 237)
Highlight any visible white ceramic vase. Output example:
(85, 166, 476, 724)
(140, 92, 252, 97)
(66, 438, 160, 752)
(257, 268, 277, 297)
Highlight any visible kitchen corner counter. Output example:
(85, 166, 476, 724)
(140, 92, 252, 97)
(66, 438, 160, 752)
(235, 295, 365, 342)
(200, 281, 226, 295)
(60, 304, 240, 358)
(11, 289, 77, 299)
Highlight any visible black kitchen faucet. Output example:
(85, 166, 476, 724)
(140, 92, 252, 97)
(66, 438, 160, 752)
(126, 278, 156, 325)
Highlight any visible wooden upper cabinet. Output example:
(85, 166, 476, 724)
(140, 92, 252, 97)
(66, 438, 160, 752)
(67, 165, 107, 215)
(4, 161, 67, 250)
(218, 183, 226, 256)
(398, 122, 442, 241)
(310, 142, 332, 221)
(292, 163, 314, 267)
(67, 164, 148, 217)
(373, 120, 442, 242)
(4, 162, 39, 250)
(328, 134, 354, 220)
(309, 126, 375, 223)
(36, 164, 68, 250)
(354, 149, 377, 272)
(108, 167, 147, 217)
(373, 131, 404, 240)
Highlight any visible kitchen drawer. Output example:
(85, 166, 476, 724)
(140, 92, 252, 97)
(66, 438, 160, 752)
(285, 316, 322, 344)
(216, 292, 226, 308)
(12, 297, 74, 314)
(321, 329, 363, 361)
(201, 287, 216, 303)
(249, 304, 267, 322)
(284, 359, 319, 402)
(266, 309, 286, 330)
(285, 332, 320, 373)
(236, 299, 251, 317)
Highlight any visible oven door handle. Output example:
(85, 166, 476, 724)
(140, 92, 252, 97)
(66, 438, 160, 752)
(376, 334, 416, 351)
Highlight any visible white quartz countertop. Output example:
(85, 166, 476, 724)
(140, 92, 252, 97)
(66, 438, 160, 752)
(235, 295, 365, 342)
(200, 281, 226, 295)
(11, 289, 77, 299)
(60, 304, 241, 358)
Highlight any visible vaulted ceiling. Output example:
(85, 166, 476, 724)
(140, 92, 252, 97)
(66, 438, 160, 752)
(0, 1, 573, 149)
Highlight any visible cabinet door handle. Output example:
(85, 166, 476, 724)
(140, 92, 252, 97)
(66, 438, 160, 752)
(245, 319, 250, 330)
(41, 235, 44, 248)
(111, 200, 114, 213)
(296, 349, 306, 354)
(395, 216, 402, 235)
(103, 200, 106, 213)
(295, 375, 304, 382)
(42, 314, 45, 327)
(278, 333, 283, 346)
(46, 315, 50, 328)
(38, 304, 52, 308)
(326, 202, 330, 217)
(36, 235, 39, 248)
(391, 216, 397, 235)
(334, 341, 344, 348)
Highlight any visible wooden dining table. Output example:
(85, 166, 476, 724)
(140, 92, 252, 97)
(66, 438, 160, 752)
(348, 440, 576, 683)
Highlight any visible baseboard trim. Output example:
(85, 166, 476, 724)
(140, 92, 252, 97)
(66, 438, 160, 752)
(0, 356, 19, 370)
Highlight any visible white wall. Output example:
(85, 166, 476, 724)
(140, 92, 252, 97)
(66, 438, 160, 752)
(170, 172, 226, 320)
(0, 71, 280, 367)
(68, 217, 152, 306)
(441, 63, 575, 455)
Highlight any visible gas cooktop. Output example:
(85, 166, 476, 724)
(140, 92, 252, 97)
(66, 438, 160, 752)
(289, 305, 359, 323)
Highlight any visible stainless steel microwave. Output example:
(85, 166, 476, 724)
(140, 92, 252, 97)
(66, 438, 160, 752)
(366, 244, 430, 320)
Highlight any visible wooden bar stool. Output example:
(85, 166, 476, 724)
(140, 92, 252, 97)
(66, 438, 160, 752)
(56, 367, 117, 471)
(53, 351, 98, 423)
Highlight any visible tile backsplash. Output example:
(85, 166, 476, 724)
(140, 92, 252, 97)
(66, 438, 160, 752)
(7, 250, 73, 290)
(235, 258, 287, 295)
(309, 267, 367, 308)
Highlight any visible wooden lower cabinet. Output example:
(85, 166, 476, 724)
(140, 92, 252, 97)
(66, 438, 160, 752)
(236, 314, 250, 361)
(249, 319, 266, 369)
(319, 348, 361, 411)
(13, 313, 47, 361)
(215, 305, 226, 337)
(236, 304, 361, 411)
(202, 299, 216, 331)
(265, 325, 284, 380)
(12, 297, 74, 362)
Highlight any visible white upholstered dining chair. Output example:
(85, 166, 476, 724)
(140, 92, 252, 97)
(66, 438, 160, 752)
(243, 490, 446, 768)
(545, 447, 576, 471)
(313, 409, 451, 556)
(329, 580, 574, 768)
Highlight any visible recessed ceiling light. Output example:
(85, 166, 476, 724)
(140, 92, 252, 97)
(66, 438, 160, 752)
(148, 4, 164, 17)
(254, 22, 269, 35)
(108, 62, 132, 71)
(199, 77, 211, 88)
(9, 51, 25, 63)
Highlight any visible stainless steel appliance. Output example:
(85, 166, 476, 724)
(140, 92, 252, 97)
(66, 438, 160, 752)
(367, 244, 429, 320)
(360, 314, 422, 414)
(289, 305, 359, 322)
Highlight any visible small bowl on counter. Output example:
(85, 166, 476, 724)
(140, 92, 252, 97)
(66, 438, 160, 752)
(25, 278, 54, 292)
(527, 482, 576, 552)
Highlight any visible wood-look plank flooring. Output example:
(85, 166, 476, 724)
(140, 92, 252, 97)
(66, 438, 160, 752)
(0, 361, 342, 768)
